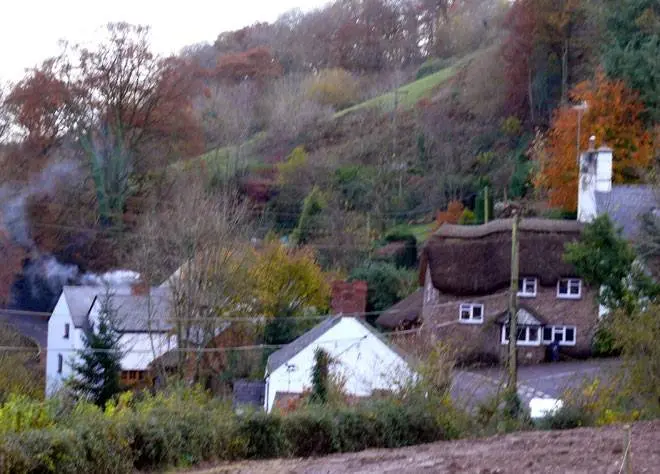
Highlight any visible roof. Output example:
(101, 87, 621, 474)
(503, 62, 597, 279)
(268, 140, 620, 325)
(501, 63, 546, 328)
(61, 285, 172, 333)
(422, 218, 583, 295)
(0, 311, 49, 349)
(495, 306, 546, 326)
(596, 185, 657, 239)
(62, 286, 98, 328)
(375, 289, 423, 329)
(266, 316, 414, 374)
(266, 316, 342, 373)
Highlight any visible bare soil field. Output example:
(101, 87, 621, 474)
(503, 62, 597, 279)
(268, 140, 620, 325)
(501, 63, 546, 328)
(189, 421, 660, 474)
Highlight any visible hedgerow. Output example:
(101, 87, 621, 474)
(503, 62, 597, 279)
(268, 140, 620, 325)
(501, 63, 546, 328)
(0, 388, 462, 473)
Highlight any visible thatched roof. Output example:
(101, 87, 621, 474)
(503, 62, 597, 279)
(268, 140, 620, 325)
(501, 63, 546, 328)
(421, 218, 583, 295)
(376, 289, 423, 329)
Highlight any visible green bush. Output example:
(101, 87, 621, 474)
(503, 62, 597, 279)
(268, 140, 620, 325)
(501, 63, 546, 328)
(282, 408, 337, 457)
(539, 405, 594, 430)
(237, 412, 286, 459)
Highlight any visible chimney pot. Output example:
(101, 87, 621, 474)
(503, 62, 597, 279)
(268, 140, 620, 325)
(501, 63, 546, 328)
(588, 135, 596, 150)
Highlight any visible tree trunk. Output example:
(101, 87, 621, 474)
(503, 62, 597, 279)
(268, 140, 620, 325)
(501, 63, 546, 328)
(561, 39, 569, 105)
(528, 65, 535, 124)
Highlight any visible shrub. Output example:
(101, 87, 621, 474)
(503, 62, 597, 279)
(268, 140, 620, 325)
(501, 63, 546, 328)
(349, 261, 417, 312)
(538, 405, 594, 430)
(282, 409, 337, 457)
(237, 412, 286, 459)
(0, 395, 56, 434)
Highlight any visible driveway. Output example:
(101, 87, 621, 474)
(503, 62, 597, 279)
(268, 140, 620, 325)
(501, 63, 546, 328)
(451, 358, 621, 410)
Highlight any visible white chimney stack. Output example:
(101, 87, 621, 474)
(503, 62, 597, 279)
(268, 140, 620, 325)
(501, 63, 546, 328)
(577, 136, 613, 223)
(596, 146, 613, 192)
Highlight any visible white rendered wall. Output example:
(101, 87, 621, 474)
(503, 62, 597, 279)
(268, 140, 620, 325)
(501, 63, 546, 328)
(45, 295, 80, 396)
(265, 317, 413, 412)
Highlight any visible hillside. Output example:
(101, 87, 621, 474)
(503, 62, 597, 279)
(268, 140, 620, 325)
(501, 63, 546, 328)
(189, 421, 659, 474)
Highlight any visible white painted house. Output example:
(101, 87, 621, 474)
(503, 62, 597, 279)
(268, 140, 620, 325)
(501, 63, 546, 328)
(264, 316, 414, 412)
(46, 286, 175, 396)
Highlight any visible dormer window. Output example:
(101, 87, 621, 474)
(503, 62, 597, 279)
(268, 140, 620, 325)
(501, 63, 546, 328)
(518, 278, 537, 297)
(64, 323, 70, 339)
(557, 278, 581, 299)
(459, 303, 484, 324)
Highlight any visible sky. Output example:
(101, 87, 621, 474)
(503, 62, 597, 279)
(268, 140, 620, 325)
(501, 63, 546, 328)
(0, 0, 328, 82)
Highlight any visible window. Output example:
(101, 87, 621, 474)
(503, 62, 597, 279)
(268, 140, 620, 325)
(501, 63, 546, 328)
(518, 277, 537, 297)
(459, 303, 484, 324)
(501, 325, 541, 346)
(63, 323, 70, 339)
(557, 278, 581, 298)
(57, 354, 63, 374)
(542, 326, 577, 346)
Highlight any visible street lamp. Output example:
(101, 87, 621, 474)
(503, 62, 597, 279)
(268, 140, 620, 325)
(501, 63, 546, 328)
(572, 101, 589, 164)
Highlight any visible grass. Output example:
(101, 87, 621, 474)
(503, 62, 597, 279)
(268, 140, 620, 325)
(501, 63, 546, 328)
(389, 222, 436, 243)
(333, 65, 458, 118)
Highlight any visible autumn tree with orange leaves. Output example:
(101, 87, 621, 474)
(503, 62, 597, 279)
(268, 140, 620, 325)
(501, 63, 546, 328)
(535, 71, 653, 211)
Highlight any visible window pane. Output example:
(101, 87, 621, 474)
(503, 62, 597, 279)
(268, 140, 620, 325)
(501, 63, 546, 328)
(543, 327, 553, 342)
(517, 328, 526, 341)
(518, 279, 524, 292)
(525, 280, 535, 293)
(528, 327, 538, 341)
(559, 280, 568, 294)
(565, 327, 575, 342)
(472, 305, 483, 318)
(460, 309, 471, 320)
(569, 280, 580, 294)
(504, 326, 510, 340)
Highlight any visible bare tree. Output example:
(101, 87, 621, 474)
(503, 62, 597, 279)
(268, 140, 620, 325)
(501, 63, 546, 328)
(130, 172, 253, 384)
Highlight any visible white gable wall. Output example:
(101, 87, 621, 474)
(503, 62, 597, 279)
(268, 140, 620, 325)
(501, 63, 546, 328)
(265, 317, 413, 412)
(46, 294, 83, 396)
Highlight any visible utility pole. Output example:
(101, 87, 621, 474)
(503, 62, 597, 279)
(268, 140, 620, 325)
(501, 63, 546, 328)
(484, 186, 490, 224)
(507, 211, 520, 405)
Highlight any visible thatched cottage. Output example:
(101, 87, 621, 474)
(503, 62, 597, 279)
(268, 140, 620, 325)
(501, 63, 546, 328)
(417, 218, 596, 364)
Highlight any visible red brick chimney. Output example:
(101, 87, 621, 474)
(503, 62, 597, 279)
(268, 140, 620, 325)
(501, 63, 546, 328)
(331, 280, 368, 316)
(131, 280, 149, 296)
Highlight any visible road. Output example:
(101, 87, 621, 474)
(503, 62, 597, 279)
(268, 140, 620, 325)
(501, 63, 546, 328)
(451, 359, 620, 410)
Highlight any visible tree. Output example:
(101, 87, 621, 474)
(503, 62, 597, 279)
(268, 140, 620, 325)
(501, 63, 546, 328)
(536, 71, 653, 211)
(349, 261, 416, 314)
(310, 347, 331, 405)
(564, 214, 659, 316)
(602, 0, 660, 122)
(68, 287, 123, 406)
(250, 241, 330, 345)
(303, 68, 360, 110)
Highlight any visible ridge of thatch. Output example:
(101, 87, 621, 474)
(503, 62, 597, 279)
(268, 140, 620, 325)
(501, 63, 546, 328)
(422, 218, 583, 296)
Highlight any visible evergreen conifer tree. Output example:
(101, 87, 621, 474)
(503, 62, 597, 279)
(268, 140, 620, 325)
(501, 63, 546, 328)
(68, 288, 123, 406)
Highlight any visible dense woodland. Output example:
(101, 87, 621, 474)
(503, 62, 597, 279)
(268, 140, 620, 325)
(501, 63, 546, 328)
(0, 0, 658, 312)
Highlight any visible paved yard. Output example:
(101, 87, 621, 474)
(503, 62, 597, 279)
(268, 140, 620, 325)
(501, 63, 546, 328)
(452, 359, 621, 410)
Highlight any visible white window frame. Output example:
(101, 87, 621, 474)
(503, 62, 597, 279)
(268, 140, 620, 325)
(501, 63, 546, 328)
(459, 303, 484, 324)
(517, 277, 538, 297)
(542, 325, 577, 346)
(501, 325, 542, 346)
(557, 278, 582, 299)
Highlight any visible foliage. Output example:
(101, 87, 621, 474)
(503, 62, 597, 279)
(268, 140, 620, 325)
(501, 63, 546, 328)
(538, 404, 594, 430)
(310, 348, 331, 405)
(602, 0, 660, 122)
(0, 395, 55, 434)
(67, 289, 123, 407)
(0, 324, 43, 402)
(304, 68, 361, 110)
(250, 241, 330, 318)
(436, 200, 465, 227)
(349, 261, 416, 313)
(564, 215, 659, 315)
(380, 229, 418, 269)
(458, 209, 477, 225)
(291, 186, 326, 245)
(536, 71, 653, 211)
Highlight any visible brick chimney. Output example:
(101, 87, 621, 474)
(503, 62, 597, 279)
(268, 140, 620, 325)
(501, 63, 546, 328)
(131, 280, 149, 296)
(331, 280, 368, 316)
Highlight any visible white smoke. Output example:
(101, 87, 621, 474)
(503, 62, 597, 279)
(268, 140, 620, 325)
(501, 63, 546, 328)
(80, 270, 141, 287)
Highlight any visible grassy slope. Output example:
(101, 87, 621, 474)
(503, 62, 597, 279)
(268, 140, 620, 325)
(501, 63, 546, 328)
(334, 64, 458, 118)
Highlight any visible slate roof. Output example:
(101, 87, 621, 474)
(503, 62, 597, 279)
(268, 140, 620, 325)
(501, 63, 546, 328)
(266, 316, 414, 374)
(266, 316, 342, 373)
(0, 311, 49, 349)
(596, 185, 657, 239)
(61, 286, 172, 333)
(376, 289, 423, 329)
